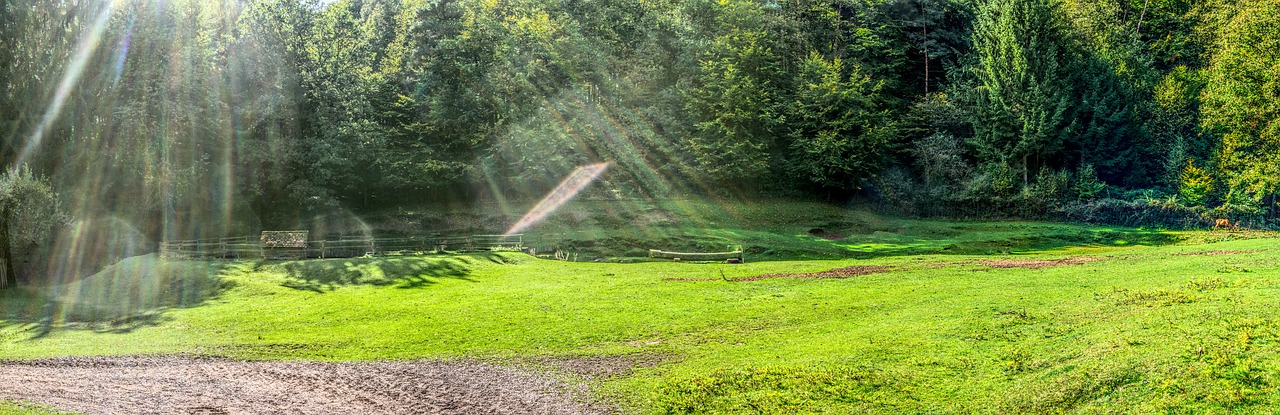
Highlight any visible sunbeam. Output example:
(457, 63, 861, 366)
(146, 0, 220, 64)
(17, 2, 115, 169)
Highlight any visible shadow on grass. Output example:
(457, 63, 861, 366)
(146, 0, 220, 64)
(277, 253, 503, 293)
(0, 254, 235, 339)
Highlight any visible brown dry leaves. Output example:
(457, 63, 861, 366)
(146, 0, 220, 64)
(975, 257, 1106, 269)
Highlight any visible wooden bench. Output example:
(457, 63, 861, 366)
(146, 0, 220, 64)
(649, 248, 744, 262)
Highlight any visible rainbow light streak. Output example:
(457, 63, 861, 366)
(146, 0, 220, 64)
(505, 162, 610, 237)
(18, 3, 115, 167)
(112, 17, 134, 86)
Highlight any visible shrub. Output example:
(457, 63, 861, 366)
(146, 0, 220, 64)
(912, 132, 971, 188)
(1061, 198, 1206, 228)
(1179, 159, 1214, 206)
(1033, 167, 1071, 204)
(1074, 164, 1107, 201)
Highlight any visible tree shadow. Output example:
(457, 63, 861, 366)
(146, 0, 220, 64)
(0, 254, 236, 340)
(277, 253, 502, 293)
(741, 226, 1185, 261)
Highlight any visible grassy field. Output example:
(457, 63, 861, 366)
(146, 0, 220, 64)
(0, 402, 68, 415)
(2, 201, 1280, 413)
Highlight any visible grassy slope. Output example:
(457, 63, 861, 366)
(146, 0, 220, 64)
(367, 198, 1182, 261)
(2, 201, 1279, 414)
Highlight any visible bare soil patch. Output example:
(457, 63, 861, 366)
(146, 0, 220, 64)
(807, 228, 848, 241)
(735, 265, 895, 282)
(977, 257, 1105, 269)
(1173, 250, 1257, 257)
(0, 356, 605, 415)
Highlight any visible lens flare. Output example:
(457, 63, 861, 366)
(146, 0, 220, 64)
(112, 16, 134, 86)
(505, 162, 610, 237)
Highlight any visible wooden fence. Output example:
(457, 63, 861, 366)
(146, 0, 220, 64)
(160, 234, 524, 260)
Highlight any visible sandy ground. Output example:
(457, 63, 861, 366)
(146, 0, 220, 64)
(0, 356, 607, 415)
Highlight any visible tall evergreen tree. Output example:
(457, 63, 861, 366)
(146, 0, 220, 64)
(683, 0, 783, 184)
(967, 0, 1075, 186)
(786, 53, 894, 191)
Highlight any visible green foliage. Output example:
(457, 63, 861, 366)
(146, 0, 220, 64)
(967, 0, 1074, 182)
(1179, 159, 1214, 206)
(0, 166, 66, 252)
(0, 165, 66, 285)
(1032, 167, 1070, 202)
(5, 0, 1280, 237)
(912, 132, 971, 190)
(1200, 0, 1280, 208)
(683, 1, 783, 183)
(1074, 164, 1107, 201)
(785, 53, 893, 190)
(967, 162, 1020, 200)
(1151, 67, 1210, 188)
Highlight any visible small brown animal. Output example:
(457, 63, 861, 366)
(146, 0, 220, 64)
(1213, 218, 1231, 231)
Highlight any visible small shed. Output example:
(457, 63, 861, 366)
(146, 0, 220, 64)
(261, 231, 309, 260)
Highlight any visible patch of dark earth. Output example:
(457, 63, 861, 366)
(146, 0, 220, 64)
(0, 356, 611, 415)
(663, 265, 899, 282)
(1173, 250, 1258, 256)
(975, 257, 1106, 269)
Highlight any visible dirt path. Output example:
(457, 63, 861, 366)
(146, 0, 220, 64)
(0, 356, 605, 415)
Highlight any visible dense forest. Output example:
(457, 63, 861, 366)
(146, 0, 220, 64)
(1, 0, 1279, 262)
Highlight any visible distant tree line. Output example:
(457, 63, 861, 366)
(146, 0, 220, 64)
(2, 0, 1280, 251)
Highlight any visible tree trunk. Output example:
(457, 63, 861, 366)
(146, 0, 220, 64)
(1135, 0, 1151, 35)
(0, 208, 14, 289)
(1023, 155, 1029, 187)
(923, 21, 930, 94)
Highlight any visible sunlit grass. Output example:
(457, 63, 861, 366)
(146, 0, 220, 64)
(0, 401, 73, 415)
(2, 201, 1279, 414)
(1, 227, 1279, 412)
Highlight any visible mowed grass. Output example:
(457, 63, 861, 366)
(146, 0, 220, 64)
(2, 209, 1280, 413)
(0, 402, 70, 415)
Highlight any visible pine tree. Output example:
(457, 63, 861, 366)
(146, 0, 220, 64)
(967, 0, 1075, 186)
(786, 53, 894, 191)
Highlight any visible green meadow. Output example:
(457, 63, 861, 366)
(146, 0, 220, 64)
(3, 202, 1280, 414)
(0, 402, 68, 415)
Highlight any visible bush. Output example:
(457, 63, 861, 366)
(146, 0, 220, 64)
(1033, 167, 1071, 204)
(1061, 198, 1206, 228)
(912, 132, 971, 188)
(1074, 164, 1107, 201)
(871, 167, 919, 215)
(1179, 159, 1214, 206)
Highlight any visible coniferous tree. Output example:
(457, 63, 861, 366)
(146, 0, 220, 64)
(786, 53, 894, 191)
(967, 0, 1075, 186)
